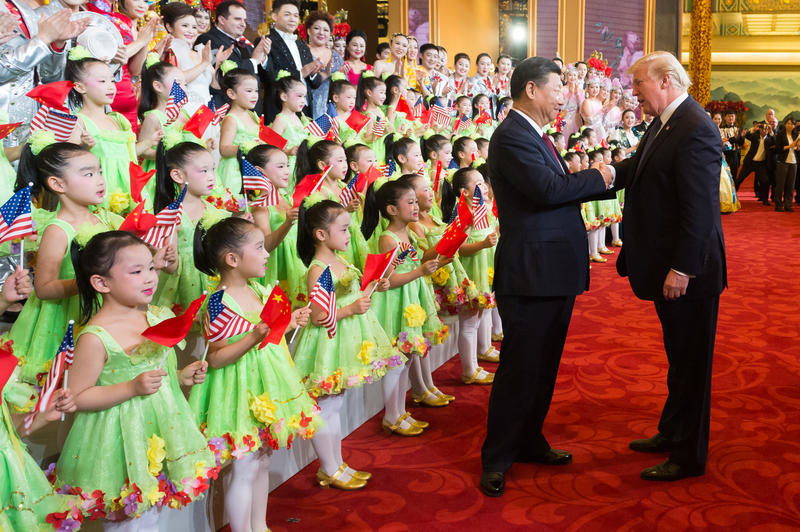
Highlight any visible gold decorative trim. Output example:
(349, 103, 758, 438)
(529, 0, 537, 57)
(558, 0, 586, 63)
(429, 0, 439, 44)
(644, 0, 656, 53)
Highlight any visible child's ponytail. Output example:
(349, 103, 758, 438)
(17, 141, 91, 211)
(154, 141, 210, 211)
(192, 217, 256, 276)
(296, 198, 346, 267)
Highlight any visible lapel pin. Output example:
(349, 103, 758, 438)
(665, 125, 670, 131)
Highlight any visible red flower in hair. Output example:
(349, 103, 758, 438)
(333, 22, 350, 38)
(297, 24, 307, 41)
(605, 66, 612, 76)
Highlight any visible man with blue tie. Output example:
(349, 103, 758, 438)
(480, 57, 613, 497)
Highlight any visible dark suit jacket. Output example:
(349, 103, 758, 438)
(489, 110, 608, 298)
(775, 130, 799, 164)
(259, 29, 321, 122)
(633, 120, 652, 137)
(612, 95, 727, 301)
(195, 26, 257, 108)
(742, 130, 777, 172)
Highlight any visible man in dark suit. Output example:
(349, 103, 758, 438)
(480, 57, 613, 497)
(194, 0, 270, 108)
(633, 113, 654, 137)
(258, 0, 323, 123)
(736, 117, 777, 204)
(611, 51, 726, 481)
(720, 111, 743, 182)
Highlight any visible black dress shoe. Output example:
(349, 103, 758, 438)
(640, 460, 705, 481)
(629, 433, 675, 453)
(519, 448, 573, 465)
(479, 471, 505, 497)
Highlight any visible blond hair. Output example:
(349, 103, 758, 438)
(629, 51, 692, 91)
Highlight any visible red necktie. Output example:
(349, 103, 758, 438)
(542, 132, 561, 167)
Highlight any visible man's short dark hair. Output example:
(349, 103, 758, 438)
(509, 57, 561, 100)
(216, 0, 245, 20)
(271, 0, 299, 12)
(419, 43, 438, 56)
(377, 42, 390, 55)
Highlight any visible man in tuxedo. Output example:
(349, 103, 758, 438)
(259, 0, 322, 123)
(479, 57, 613, 497)
(736, 117, 776, 204)
(194, 0, 270, 107)
(611, 51, 726, 481)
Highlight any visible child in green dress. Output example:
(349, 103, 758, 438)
(361, 179, 444, 436)
(65, 52, 160, 213)
(10, 140, 127, 385)
(217, 67, 261, 198)
(57, 231, 215, 525)
(191, 217, 320, 532)
(293, 197, 402, 490)
(269, 72, 310, 182)
(355, 73, 393, 164)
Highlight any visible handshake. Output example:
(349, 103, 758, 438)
(590, 161, 615, 188)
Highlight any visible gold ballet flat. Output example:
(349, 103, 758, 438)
(316, 464, 367, 490)
(411, 416, 429, 429)
(477, 348, 500, 363)
(611, 240, 623, 247)
(598, 246, 614, 255)
(590, 255, 608, 263)
(411, 390, 450, 407)
(382, 412, 424, 436)
(430, 386, 455, 403)
(491, 333, 504, 342)
(462, 367, 494, 385)
(344, 463, 372, 481)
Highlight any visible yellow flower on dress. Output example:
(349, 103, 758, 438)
(358, 341, 376, 364)
(431, 267, 450, 286)
(145, 485, 162, 506)
(288, 415, 300, 430)
(109, 192, 131, 214)
(478, 294, 487, 306)
(249, 392, 278, 425)
(193, 461, 208, 479)
(487, 267, 494, 285)
(404, 304, 427, 327)
(146, 434, 166, 477)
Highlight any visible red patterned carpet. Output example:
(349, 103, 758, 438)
(266, 184, 800, 531)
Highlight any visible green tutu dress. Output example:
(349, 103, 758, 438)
(411, 218, 477, 316)
(11, 210, 122, 385)
(154, 205, 228, 316)
(278, 116, 310, 193)
(217, 111, 261, 197)
(458, 223, 496, 310)
(0, 145, 15, 204)
(261, 199, 307, 306)
(77, 112, 136, 214)
(1, 367, 80, 531)
(359, 107, 389, 164)
(292, 258, 405, 396)
(189, 282, 322, 463)
(55, 307, 217, 521)
(370, 230, 446, 357)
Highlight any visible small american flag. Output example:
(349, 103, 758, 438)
(165, 81, 188, 124)
(0, 186, 35, 245)
(381, 159, 396, 178)
(30, 106, 78, 142)
(412, 97, 425, 119)
(305, 114, 334, 138)
(329, 115, 341, 142)
(472, 185, 490, 230)
(141, 185, 186, 248)
(338, 174, 359, 207)
(241, 159, 272, 191)
(396, 241, 418, 264)
(310, 266, 337, 338)
(208, 99, 230, 126)
(454, 114, 472, 133)
(23, 322, 73, 431)
(430, 99, 451, 129)
(372, 116, 386, 137)
(204, 289, 255, 342)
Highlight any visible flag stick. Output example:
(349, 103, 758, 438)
(18, 238, 23, 270)
(200, 340, 210, 363)
(312, 166, 331, 194)
(288, 301, 311, 345)
(60, 369, 68, 421)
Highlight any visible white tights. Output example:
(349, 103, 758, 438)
(477, 310, 493, 356)
(491, 306, 503, 337)
(457, 309, 480, 377)
(224, 447, 272, 532)
(104, 508, 159, 532)
(381, 363, 409, 425)
(588, 228, 600, 257)
(312, 393, 353, 481)
(610, 222, 620, 242)
(409, 354, 436, 395)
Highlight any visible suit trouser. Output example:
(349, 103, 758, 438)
(735, 159, 765, 193)
(481, 294, 575, 473)
(775, 162, 797, 209)
(723, 149, 740, 184)
(654, 294, 719, 467)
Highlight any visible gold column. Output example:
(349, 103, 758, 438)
(528, 0, 536, 57)
(688, 0, 712, 106)
(644, 0, 656, 54)
(429, 0, 440, 44)
(388, 0, 409, 39)
(558, 0, 585, 63)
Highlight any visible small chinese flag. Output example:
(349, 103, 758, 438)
(259, 117, 288, 150)
(435, 221, 469, 257)
(0, 122, 22, 141)
(0, 343, 17, 393)
(432, 161, 443, 195)
(361, 247, 398, 291)
(492, 198, 498, 218)
(259, 285, 292, 347)
(119, 201, 157, 238)
(129, 162, 156, 203)
(26, 81, 74, 110)
(345, 110, 370, 134)
(141, 293, 207, 347)
(395, 96, 413, 119)
(457, 192, 473, 227)
(183, 105, 214, 139)
(362, 164, 382, 192)
(292, 166, 330, 208)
